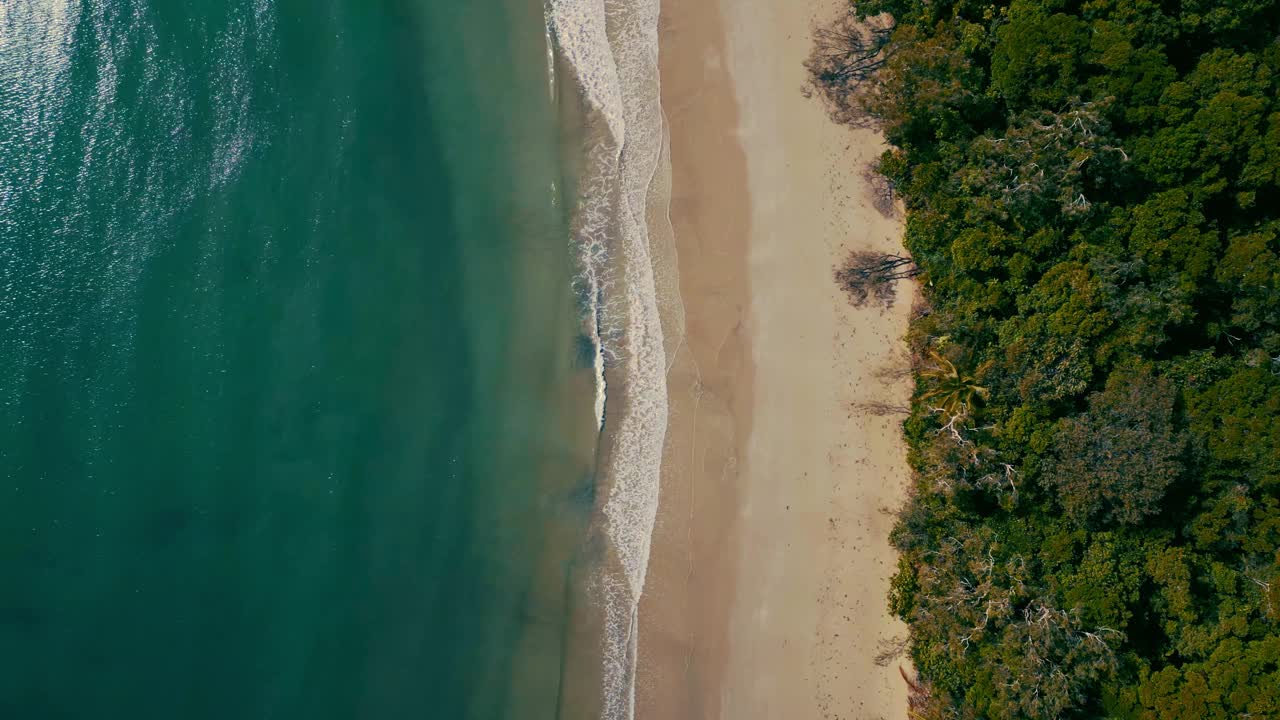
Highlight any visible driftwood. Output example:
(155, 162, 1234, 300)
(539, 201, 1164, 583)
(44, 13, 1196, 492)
(852, 400, 912, 417)
(900, 666, 934, 719)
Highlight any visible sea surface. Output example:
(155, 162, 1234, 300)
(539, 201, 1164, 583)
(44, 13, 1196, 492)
(0, 1, 642, 717)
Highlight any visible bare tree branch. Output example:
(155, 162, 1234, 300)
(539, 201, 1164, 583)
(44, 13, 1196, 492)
(803, 11, 895, 127)
(836, 250, 920, 307)
(874, 635, 909, 667)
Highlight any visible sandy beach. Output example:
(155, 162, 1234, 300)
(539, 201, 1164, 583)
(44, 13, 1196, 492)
(636, 0, 915, 717)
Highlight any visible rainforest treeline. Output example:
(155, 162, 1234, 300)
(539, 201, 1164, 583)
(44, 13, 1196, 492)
(809, 0, 1280, 717)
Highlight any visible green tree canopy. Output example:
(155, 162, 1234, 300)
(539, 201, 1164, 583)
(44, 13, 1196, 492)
(808, 0, 1280, 714)
(1042, 366, 1187, 527)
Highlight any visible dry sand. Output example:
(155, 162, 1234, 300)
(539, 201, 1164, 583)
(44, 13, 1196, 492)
(636, 0, 915, 718)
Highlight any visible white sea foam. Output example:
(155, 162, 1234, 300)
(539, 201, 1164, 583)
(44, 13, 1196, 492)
(545, 19, 558, 103)
(546, 0, 668, 717)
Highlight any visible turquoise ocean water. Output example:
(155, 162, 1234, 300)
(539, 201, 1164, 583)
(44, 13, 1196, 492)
(0, 1, 602, 717)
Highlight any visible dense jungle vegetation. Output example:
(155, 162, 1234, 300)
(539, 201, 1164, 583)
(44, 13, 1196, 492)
(809, 0, 1280, 717)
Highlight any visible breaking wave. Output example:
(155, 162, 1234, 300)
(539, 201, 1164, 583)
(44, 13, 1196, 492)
(546, 0, 669, 717)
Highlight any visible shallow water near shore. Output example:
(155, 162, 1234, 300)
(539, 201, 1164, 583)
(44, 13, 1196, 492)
(0, 1, 603, 717)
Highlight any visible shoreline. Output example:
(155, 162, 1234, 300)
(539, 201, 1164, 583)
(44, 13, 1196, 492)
(543, 1, 678, 717)
(639, 0, 915, 717)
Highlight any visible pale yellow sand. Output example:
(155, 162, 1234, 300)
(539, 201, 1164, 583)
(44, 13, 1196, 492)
(636, 0, 915, 717)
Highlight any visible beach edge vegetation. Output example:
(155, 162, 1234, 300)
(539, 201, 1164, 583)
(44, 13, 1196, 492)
(809, 0, 1280, 718)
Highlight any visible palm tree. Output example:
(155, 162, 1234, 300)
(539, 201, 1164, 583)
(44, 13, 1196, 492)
(919, 350, 992, 417)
